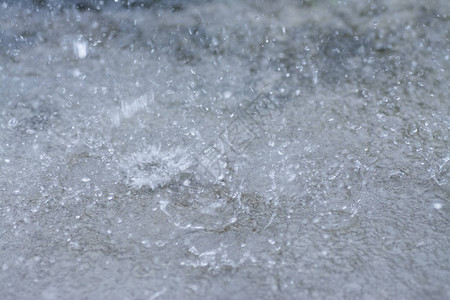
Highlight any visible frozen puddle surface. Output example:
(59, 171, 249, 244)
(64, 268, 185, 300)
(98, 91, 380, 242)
(0, 0, 449, 299)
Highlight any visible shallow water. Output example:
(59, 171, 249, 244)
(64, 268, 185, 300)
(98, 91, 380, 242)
(0, 0, 449, 299)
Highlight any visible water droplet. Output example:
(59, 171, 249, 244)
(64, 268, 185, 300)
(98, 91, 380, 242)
(223, 91, 232, 99)
(73, 38, 88, 59)
(433, 203, 442, 210)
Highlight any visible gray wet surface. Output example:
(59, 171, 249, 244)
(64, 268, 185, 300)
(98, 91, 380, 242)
(0, 0, 449, 299)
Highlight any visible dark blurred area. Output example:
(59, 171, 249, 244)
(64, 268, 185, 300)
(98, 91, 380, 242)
(10, 0, 213, 11)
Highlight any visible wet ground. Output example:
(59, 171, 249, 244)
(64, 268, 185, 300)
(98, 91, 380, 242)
(0, 0, 449, 299)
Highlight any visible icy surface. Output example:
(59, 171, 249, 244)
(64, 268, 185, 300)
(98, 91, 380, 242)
(0, 0, 449, 299)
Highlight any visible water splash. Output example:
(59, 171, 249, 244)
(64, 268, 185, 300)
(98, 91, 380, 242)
(121, 145, 193, 190)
